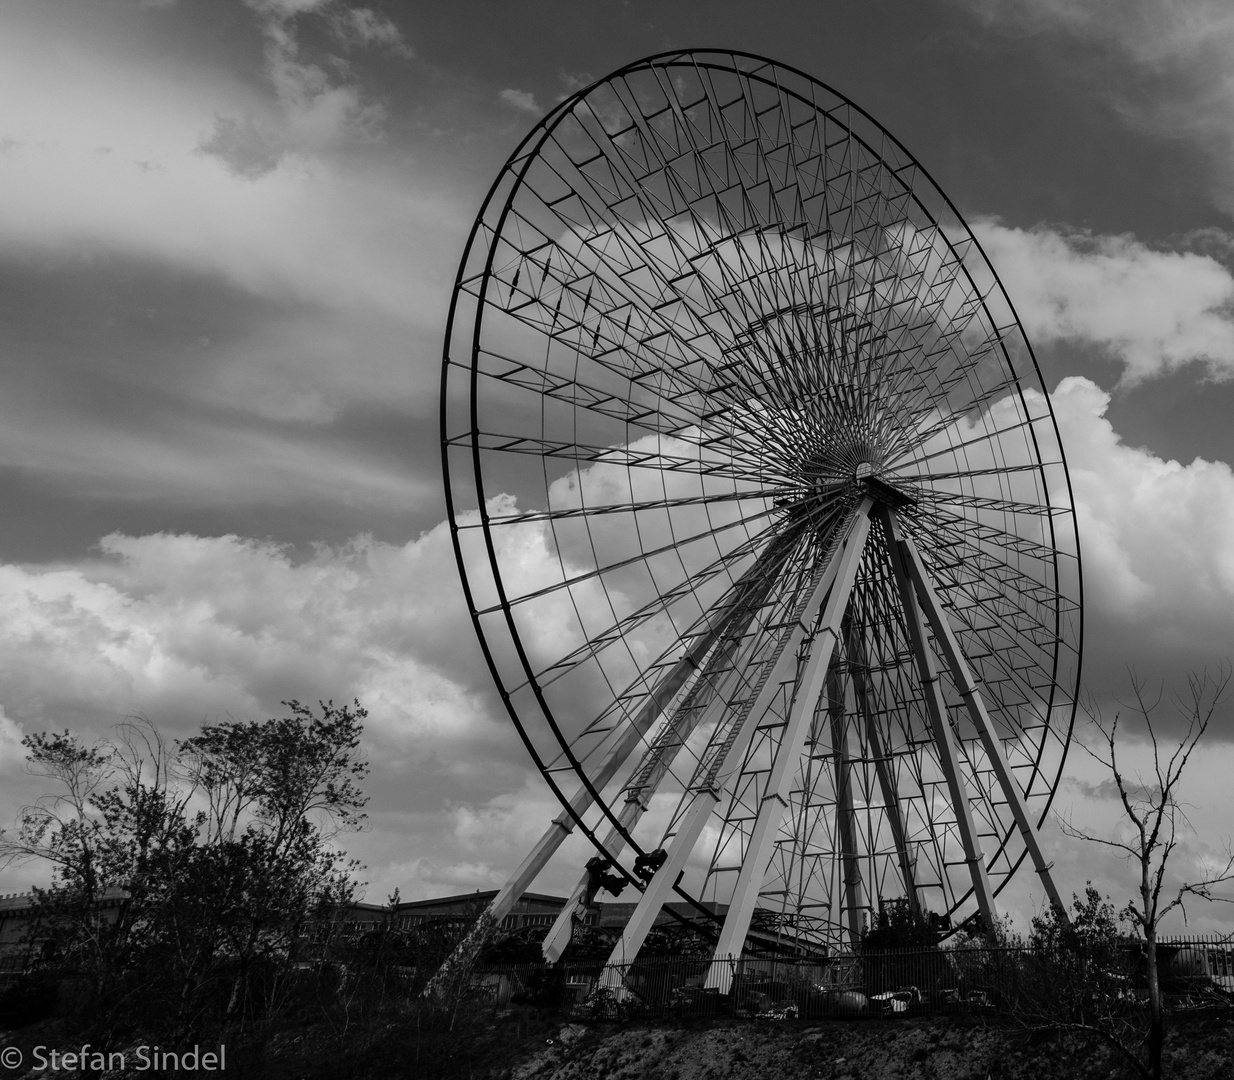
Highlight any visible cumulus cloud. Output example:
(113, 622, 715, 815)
(0, 526, 491, 747)
(499, 88, 541, 115)
(1051, 376, 1234, 695)
(1, 376, 1233, 904)
(974, 221, 1234, 384)
(0, 510, 606, 898)
(959, 0, 1234, 217)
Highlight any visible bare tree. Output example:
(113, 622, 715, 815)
(1059, 666, 1234, 1080)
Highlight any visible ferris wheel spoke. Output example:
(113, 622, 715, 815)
(889, 413, 1052, 472)
(468, 344, 723, 441)
(918, 490, 1068, 518)
(482, 487, 782, 527)
(471, 505, 788, 615)
(453, 420, 809, 487)
(899, 581, 1070, 759)
(895, 461, 1050, 484)
(518, 527, 804, 697)
(922, 502, 1077, 568)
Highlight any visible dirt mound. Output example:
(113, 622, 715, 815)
(509, 1015, 1234, 1080)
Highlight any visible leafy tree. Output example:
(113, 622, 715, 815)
(1030, 882, 1122, 955)
(859, 900, 950, 997)
(861, 898, 943, 950)
(0, 700, 369, 1043)
(1020, 884, 1132, 1040)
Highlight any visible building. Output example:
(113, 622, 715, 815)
(391, 891, 589, 935)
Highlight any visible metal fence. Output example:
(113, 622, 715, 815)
(456, 936, 1234, 1023)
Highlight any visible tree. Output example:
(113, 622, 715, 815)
(0, 700, 369, 1043)
(1058, 668, 1234, 1080)
(1014, 883, 1144, 1073)
(1029, 882, 1122, 956)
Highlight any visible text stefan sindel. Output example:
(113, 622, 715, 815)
(30, 1044, 226, 1071)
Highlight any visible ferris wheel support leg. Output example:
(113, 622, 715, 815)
(542, 644, 744, 962)
(704, 503, 874, 989)
(846, 618, 921, 915)
(423, 621, 723, 998)
(898, 531, 1068, 919)
(540, 538, 796, 963)
(881, 508, 999, 933)
(828, 662, 865, 949)
(598, 507, 871, 992)
(541, 804, 636, 963)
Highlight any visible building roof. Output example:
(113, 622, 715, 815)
(394, 890, 567, 912)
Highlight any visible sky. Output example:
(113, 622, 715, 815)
(1, 0, 1233, 936)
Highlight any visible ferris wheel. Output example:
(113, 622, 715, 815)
(437, 50, 1081, 987)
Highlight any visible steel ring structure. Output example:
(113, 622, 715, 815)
(438, 50, 1081, 985)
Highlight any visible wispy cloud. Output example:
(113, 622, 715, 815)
(959, 0, 1234, 216)
(0, 23, 458, 323)
(0, 395, 429, 508)
(197, 115, 283, 180)
(331, 7, 414, 55)
(498, 88, 541, 115)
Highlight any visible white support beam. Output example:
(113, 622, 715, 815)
(899, 530, 1067, 916)
(705, 505, 873, 985)
(828, 661, 865, 948)
(540, 539, 797, 962)
(598, 506, 870, 990)
(541, 643, 739, 961)
(846, 618, 920, 915)
(880, 507, 998, 931)
(424, 611, 724, 997)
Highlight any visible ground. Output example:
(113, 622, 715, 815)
(507, 1015, 1234, 1080)
(3, 1009, 1232, 1078)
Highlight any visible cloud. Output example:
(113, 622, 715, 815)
(0, 13, 459, 511)
(0, 5, 464, 518)
(974, 221, 1234, 384)
(1051, 375, 1234, 694)
(227, 0, 390, 169)
(0, 11, 463, 325)
(0, 511, 596, 898)
(1038, 732, 1234, 934)
(499, 88, 541, 115)
(197, 115, 284, 180)
(959, 0, 1234, 217)
(0, 398, 428, 508)
(331, 7, 413, 55)
(247, 0, 332, 16)
(0, 707, 25, 777)
(2, 376, 1233, 908)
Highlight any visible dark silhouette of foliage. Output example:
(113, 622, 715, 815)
(0, 701, 368, 1048)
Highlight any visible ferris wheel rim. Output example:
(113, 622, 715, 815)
(441, 48, 1083, 939)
